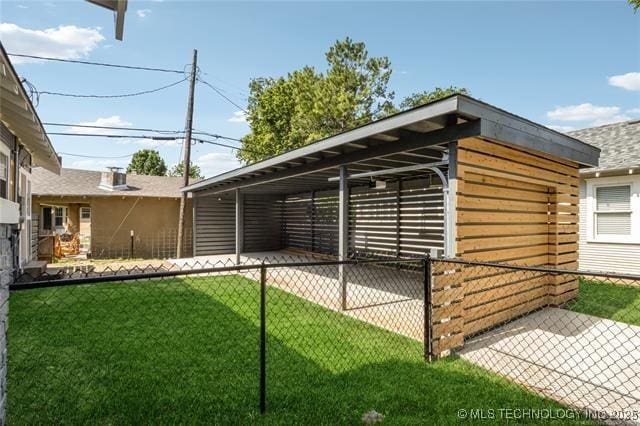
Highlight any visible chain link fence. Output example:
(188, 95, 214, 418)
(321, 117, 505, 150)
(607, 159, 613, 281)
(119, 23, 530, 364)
(9, 257, 427, 423)
(7, 256, 640, 423)
(430, 258, 640, 423)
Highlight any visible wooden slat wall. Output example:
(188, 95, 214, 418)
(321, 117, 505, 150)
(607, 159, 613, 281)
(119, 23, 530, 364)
(430, 137, 580, 356)
(193, 195, 236, 255)
(283, 192, 316, 253)
(313, 190, 339, 254)
(399, 179, 444, 257)
(244, 194, 284, 252)
(350, 178, 444, 257)
(282, 176, 444, 258)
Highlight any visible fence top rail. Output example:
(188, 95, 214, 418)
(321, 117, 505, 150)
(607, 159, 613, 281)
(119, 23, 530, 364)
(10, 257, 426, 291)
(433, 257, 640, 282)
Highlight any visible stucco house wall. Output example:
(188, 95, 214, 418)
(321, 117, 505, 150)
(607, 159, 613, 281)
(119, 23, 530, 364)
(33, 196, 193, 259)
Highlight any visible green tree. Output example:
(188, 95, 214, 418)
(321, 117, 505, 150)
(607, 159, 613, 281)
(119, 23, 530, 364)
(239, 37, 395, 163)
(629, 0, 639, 12)
(127, 149, 167, 176)
(399, 86, 470, 110)
(169, 162, 203, 179)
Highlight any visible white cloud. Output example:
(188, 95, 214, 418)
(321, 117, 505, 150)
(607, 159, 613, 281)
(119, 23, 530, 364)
(195, 152, 242, 178)
(608, 72, 640, 92)
(227, 111, 247, 123)
(626, 107, 640, 116)
(0, 23, 104, 63)
(69, 116, 132, 135)
(16, 4, 28, 9)
(136, 9, 152, 18)
(547, 125, 576, 133)
(546, 103, 622, 122)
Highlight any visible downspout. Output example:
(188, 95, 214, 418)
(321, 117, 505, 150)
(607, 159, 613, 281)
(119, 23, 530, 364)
(423, 165, 450, 259)
(12, 143, 21, 274)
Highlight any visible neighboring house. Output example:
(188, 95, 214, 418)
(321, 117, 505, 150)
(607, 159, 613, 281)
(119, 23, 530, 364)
(31, 167, 194, 260)
(0, 43, 61, 422)
(569, 120, 640, 275)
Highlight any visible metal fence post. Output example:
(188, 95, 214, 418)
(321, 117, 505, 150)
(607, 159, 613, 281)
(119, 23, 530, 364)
(423, 255, 433, 362)
(129, 230, 134, 259)
(259, 262, 267, 414)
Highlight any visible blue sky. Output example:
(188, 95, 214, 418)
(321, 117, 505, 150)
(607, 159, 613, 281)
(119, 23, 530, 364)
(1, 0, 638, 177)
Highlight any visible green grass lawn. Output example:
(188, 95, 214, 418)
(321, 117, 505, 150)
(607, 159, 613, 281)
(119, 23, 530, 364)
(9, 275, 588, 424)
(567, 278, 640, 326)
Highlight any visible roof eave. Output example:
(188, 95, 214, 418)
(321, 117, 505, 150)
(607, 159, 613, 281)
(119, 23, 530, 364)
(183, 94, 601, 193)
(182, 96, 461, 193)
(0, 43, 61, 173)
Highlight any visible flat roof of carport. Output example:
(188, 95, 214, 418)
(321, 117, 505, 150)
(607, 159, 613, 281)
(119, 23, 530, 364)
(183, 95, 600, 196)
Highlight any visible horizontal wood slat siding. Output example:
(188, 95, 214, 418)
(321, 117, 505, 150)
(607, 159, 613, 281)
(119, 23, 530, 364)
(430, 137, 580, 357)
(351, 177, 444, 258)
(283, 190, 338, 254)
(282, 176, 445, 258)
(194, 195, 236, 255)
(244, 195, 284, 252)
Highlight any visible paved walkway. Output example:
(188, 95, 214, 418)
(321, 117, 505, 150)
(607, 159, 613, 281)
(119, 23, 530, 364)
(168, 251, 425, 341)
(460, 307, 640, 422)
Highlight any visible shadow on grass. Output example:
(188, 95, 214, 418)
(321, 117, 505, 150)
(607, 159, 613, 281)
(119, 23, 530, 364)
(9, 275, 581, 424)
(567, 279, 640, 326)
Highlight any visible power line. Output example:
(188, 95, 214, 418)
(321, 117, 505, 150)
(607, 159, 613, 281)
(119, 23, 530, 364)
(47, 131, 254, 153)
(43, 122, 243, 142)
(193, 130, 242, 142)
(197, 78, 247, 112)
(37, 77, 187, 99)
(58, 152, 136, 159)
(44, 122, 183, 134)
(7, 52, 184, 74)
(47, 132, 177, 140)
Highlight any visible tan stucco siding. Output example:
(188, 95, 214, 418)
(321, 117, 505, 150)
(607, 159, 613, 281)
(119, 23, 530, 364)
(91, 197, 193, 259)
(34, 196, 193, 259)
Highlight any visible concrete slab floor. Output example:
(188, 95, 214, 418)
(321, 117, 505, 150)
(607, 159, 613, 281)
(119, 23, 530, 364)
(460, 308, 640, 423)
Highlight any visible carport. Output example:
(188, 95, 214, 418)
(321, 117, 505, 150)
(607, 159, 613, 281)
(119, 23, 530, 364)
(182, 94, 599, 348)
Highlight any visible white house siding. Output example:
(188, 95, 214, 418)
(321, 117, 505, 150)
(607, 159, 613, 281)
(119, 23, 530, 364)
(579, 178, 640, 275)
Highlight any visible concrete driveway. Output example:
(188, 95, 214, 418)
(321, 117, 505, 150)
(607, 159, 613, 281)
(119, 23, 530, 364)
(460, 307, 640, 422)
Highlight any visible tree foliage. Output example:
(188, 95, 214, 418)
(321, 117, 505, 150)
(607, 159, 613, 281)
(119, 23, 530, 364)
(399, 86, 470, 110)
(238, 38, 395, 163)
(169, 162, 203, 179)
(238, 38, 469, 163)
(127, 149, 167, 176)
(629, 0, 639, 12)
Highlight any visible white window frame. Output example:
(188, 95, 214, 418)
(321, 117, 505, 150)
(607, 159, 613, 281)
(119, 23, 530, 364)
(54, 206, 67, 230)
(80, 207, 91, 220)
(586, 175, 640, 244)
(0, 142, 9, 200)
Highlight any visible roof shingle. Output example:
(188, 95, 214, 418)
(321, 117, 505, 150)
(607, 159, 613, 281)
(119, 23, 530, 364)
(32, 167, 191, 198)
(568, 120, 640, 172)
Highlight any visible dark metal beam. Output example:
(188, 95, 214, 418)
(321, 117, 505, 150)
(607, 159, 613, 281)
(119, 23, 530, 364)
(198, 120, 480, 195)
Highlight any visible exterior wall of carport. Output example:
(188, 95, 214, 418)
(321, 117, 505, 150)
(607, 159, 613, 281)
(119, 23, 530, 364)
(430, 137, 580, 356)
(192, 175, 447, 260)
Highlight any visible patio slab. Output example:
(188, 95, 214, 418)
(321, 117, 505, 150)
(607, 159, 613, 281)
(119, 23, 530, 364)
(460, 307, 640, 422)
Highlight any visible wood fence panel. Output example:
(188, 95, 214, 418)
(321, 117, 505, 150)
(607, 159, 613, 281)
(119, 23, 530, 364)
(430, 137, 580, 357)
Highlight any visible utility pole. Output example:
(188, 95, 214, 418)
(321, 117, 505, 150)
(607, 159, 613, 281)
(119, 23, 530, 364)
(176, 49, 197, 258)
